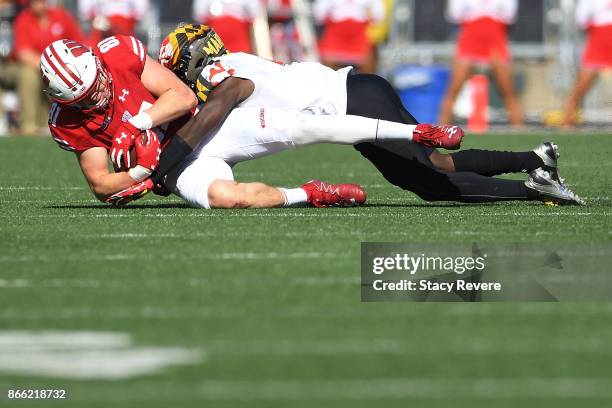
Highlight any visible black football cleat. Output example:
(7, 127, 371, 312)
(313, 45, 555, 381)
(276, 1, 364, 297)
(525, 168, 585, 205)
(533, 142, 561, 182)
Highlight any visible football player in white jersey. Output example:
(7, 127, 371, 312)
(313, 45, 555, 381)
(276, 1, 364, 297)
(113, 24, 584, 207)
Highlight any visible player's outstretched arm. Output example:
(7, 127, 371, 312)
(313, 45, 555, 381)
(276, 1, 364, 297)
(150, 77, 254, 184)
(76, 148, 137, 202)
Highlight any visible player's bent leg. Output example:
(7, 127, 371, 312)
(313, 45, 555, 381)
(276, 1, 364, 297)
(290, 113, 463, 150)
(208, 179, 368, 209)
(164, 156, 235, 209)
(207, 180, 286, 209)
(428, 150, 455, 173)
(356, 142, 532, 203)
(345, 74, 462, 181)
(343, 74, 580, 203)
(392, 144, 556, 177)
(449, 142, 556, 177)
(343, 74, 542, 176)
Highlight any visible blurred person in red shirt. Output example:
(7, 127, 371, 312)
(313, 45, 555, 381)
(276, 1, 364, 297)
(78, 0, 148, 43)
(314, 0, 384, 74)
(563, 0, 612, 127)
(0, 0, 21, 134)
(13, 0, 83, 135)
(439, 0, 523, 127)
(192, 0, 260, 53)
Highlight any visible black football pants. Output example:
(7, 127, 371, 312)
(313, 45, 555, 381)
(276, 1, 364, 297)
(346, 74, 531, 203)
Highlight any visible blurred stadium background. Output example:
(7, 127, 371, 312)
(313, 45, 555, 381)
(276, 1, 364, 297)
(0, 0, 611, 136)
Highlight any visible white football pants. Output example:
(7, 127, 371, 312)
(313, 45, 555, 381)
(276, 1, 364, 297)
(164, 107, 416, 208)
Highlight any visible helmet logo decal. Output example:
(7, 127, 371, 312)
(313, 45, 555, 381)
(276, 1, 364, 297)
(158, 41, 174, 68)
(202, 33, 224, 56)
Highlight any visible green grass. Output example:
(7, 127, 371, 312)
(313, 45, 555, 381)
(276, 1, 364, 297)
(0, 134, 611, 407)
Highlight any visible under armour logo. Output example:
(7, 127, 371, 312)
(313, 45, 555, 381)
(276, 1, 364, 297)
(319, 183, 339, 195)
(445, 126, 459, 139)
(118, 89, 130, 102)
(115, 132, 128, 144)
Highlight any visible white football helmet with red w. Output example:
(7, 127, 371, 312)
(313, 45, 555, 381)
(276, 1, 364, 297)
(40, 39, 112, 111)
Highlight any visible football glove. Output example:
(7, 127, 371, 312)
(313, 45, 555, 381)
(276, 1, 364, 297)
(105, 179, 154, 207)
(127, 130, 162, 182)
(110, 121, 140, 170)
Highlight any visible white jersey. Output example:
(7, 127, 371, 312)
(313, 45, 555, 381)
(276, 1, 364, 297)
(78, 0, 148, 19)
(313, 0, 385, 23)
(199, 52, 352, 115)
(576, 0, 612, 28)
(446, 0, 517, 24)
(193, 0, 261, 22)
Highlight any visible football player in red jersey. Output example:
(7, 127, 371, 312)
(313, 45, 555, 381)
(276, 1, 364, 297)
(41, 35, 197, 201)
(41, 35, 368, 208)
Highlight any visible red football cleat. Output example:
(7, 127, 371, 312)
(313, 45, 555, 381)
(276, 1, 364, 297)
(413, 124, 464, 150)
(301, 180, 367, 208)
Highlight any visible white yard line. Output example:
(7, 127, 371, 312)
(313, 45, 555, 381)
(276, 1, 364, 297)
(195, 378, 612, 400)
(0, 251, 347, 263)
(203, 338, 612, 355)
(0, 331, 131, 351)
(77, 230, 371, 239)
(0, 275, 360, 289)
(0, 186, 86, 191)
(0, 331, 202, 380)
(206, 339, 405, 355)
(0, 279, 31, 288)
(2, 303, 612, 321)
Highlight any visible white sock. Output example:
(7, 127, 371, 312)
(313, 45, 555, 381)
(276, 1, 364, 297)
(378, 120, 416, 142)
(291, 114, 417, 146)
(279, 188, 308, 207)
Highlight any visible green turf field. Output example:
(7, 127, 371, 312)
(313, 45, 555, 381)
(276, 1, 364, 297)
(1, 133, 611, 407)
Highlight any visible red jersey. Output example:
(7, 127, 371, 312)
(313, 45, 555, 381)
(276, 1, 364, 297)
(14, 7, 85, 55)
(49, 35, 182, 153)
